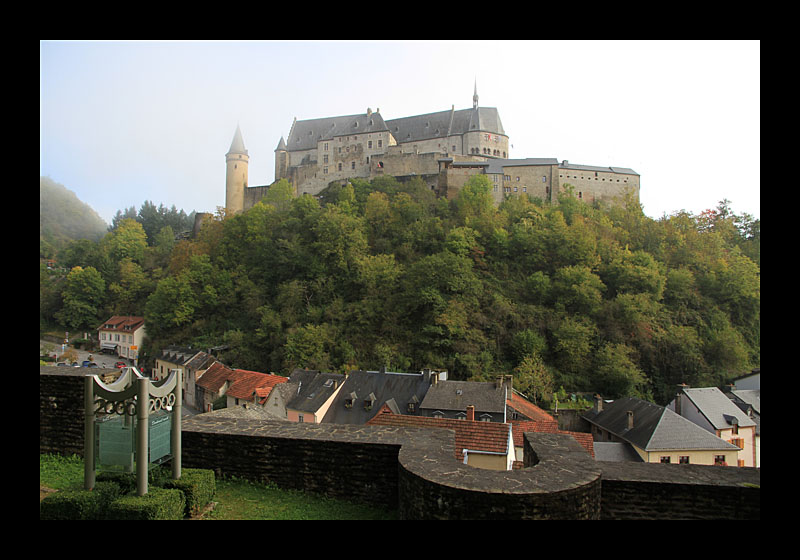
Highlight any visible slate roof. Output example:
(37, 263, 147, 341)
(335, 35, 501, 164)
(420, 379, 507, 415)
(285, 370, 346, 413)
(559, 160, 638, 176)
(321, 369, 433, 424)
(385, 106, 505, 145)
(286, 112, 389, 152)
(367, 404, 511, 461)
(184, 351, 215, 371)
(583, 397, 739, 452)
(485, 158, 559, 174)
(681, 387, 756, 430)
(592, 441, 644, 462)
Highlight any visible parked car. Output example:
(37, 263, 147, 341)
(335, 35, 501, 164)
(115, 361, 127, 368)
(82, 360, 92, 367)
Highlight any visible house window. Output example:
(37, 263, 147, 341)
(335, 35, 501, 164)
(660, 456, 671, 464)
(679, 456, 690, 464)
(433, 411, 444, 419)
(338, 163, 342, 171)
(378, 139, 383, 148)
(298, 414, 304, 423)
(714, 455, 726, 466)
(407, 402, 415, 413)
(368, 140, 373, 149)
(351, 161, 356, 170)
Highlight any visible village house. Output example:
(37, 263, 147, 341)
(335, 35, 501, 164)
(320, 368, 439, 424)
(667, 385, 758, 467)
(283, 369, 346, 423)
(97, 316, 146, 365)
(419, 375, 511, 422)
(583, 395, 740, 466)
(225, 369, 288, 409)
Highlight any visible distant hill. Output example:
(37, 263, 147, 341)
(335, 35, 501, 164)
(40, 176, 109, 254)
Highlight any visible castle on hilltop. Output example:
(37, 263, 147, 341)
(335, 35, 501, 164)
(224, 84, 640, 214)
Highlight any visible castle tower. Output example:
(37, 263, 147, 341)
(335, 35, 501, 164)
(225, 124, 249, 214)
(274, 136, 289, 182)
(473, 79, 479, 109)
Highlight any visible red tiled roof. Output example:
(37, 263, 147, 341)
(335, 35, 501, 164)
(226, 369, 288, 402)
(510, 420, 595, 458)
(195, 361, 235, 393)
(367, 404, 510, 460)
(506, 391, 556, 423)
(98, 315, 145, 332)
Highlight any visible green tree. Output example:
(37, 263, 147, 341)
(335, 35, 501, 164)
(593, 342, 648, 398)
(55, 266, 106, 330)
(513, 353, 554, 404)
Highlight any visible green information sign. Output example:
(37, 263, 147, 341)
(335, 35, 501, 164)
(84, 367, 182, 495)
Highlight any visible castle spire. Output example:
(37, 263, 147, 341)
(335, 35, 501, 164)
(473, 79, 479, 109)
(228, 123, 248, 156)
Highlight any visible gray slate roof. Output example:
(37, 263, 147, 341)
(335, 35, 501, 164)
(583, 397, 738, 452)
(286, 112, 389, 152)
(321, 369, 433, 424)
(681, 387, 756, 430)
(385, 106, 505, 145)
(285, 370, 345, 414)
(420, 380, 506, 415)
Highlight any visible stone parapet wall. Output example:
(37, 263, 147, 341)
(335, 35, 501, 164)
(40, 370, 759, 519)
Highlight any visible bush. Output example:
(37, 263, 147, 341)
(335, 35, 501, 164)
(106, 487, 185, 520)
(40, 481, 120, 520)
(163, 468, 216, 516)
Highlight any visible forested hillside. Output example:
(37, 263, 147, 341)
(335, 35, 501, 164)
(40, 176, 108, 255)
(40, 175, 760, 405)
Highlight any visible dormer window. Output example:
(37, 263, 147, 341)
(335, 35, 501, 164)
(364, 392, 376, 411)
(345, 391, 357, 409)
(407, 395, 419, 414)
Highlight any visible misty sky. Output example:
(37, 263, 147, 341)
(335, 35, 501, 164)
(40, 40, 760, 226)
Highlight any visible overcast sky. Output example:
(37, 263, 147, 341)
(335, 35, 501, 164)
(40, 40, 760, 226)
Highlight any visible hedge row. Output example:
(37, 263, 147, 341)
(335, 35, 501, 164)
(40, 467, 215, 520)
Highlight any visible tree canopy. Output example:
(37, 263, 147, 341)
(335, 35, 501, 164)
(41, 178, 759, 405)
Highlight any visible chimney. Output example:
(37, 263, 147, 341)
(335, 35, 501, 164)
(675, 383, 689, 416)
(466, 405, 475, 422)
(626, 410, 634, 430)
(496, 376, 504, 390)
(594, 394, 603, 414)
(431, 372, 438, 385)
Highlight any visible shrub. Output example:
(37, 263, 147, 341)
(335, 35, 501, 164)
(163, 468, 216, 516)
(106, 487, 185, 520)
(40, 481, 120, 520)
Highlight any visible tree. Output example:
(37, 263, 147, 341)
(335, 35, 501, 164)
(514, 353, 554, 404)
(105, 218, 148, 264)
(55, 266, 105, 330)
(593, 342, 648, 398)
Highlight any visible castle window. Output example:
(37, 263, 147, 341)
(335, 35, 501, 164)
(368, 140, 373, 149)
(323, 155, 328, 163)
(338, 163, 342, 171)
(351, 161, 356, 170)
(323, 167, 328, 174)
(542, 176, 547, 183)
(324, 142, 329, 150)
(378, 140, 383, 148)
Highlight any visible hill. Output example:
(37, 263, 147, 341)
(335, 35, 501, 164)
(40, 176, 108, 255)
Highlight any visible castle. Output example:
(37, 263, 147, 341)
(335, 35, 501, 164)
(224, 85, 640, 214)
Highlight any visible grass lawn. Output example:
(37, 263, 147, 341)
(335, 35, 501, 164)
(40, 454, 397, 520)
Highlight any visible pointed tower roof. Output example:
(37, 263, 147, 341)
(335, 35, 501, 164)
(227, 124, 248, 156)
(275, 136, 287, 152)
(473, 79, 479, 109)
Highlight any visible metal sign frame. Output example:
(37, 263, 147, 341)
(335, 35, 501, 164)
(84, 367, 182, 496)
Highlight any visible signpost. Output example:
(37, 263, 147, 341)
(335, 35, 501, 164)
(84, 367, 182, 496)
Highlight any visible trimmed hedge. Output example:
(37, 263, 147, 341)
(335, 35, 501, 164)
(106, 487, 185, 520)
(40, 467, 215, 520)
(40, 481, 120, 520)
(162, 468, 216, 516)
